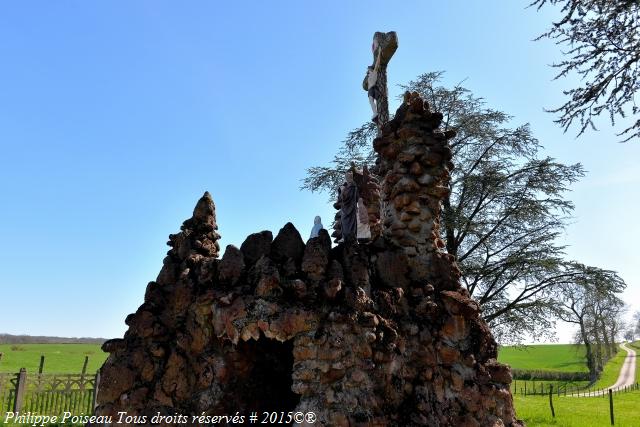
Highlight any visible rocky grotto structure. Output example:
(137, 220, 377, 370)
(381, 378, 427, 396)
(96, 92, 523, 426)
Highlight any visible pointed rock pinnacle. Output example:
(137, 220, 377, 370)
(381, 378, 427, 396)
(192, 191, 217, 226)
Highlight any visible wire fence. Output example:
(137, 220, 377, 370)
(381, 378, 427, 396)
(513, 379, 640, 397)
(517, 382, 640, 426)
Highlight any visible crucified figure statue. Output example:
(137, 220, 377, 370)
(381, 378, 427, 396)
(362, 32, 398, 132)
(366, 45, 383, 124)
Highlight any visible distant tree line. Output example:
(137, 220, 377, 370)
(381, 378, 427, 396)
(0, 334, 106, 345)
(555, 265, 626, 381)
(626, 311, 640, 342)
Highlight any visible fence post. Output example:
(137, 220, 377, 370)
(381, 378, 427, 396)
(609, 389, 614, 425)
(13, 368, 27, 412)
(92, 371, 101, 411)
(82, 356, 89, 376)
(38, 355, 45, 374)
(549, 385, 555, 418)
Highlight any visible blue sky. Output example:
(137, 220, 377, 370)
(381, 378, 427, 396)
(0, 1, 638, 342)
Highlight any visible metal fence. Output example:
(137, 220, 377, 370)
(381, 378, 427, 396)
(0, 369, 99, 415)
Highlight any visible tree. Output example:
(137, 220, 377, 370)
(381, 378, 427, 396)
(557, 264, 626, 380)
(531, 0, 640, 141)
(587, 292, 625, 365)
(303, 72, 585, 342)
(634, 310, 640, 337)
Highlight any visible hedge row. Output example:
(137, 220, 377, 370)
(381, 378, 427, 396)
(511, 369, 591, 381)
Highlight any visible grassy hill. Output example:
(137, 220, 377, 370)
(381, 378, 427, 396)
(498, 343, 588, 373)
(0, 343, 107, 373)
(505, 342, 640, 426)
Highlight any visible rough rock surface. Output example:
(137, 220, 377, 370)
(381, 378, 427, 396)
(374, 91, 461, 288)
(96, 95, 523, 427)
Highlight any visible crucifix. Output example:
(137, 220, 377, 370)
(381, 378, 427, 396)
(363, 31, 398, 133)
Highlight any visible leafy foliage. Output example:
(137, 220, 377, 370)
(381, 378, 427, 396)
(302, 122, 377, 201)
(532, 0, 640, 141)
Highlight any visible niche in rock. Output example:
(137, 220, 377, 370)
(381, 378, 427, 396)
(231, 337, 299, 420)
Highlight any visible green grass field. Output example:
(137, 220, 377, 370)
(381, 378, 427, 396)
(631, 342, 638, 383)
(0, 341, 636, 427)
(511, 343, 640, 426)
(499, 344, 588, 373)
(629, 341, 640, 383)
(0, 344, 107, 373)
(503, 343, 638, 393)
(514, 390, 640, 427)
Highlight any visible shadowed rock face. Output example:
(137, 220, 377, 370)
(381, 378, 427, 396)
(96, 95, 523, 427)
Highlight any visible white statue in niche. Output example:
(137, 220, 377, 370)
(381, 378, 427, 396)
(356, 197, 371, 241)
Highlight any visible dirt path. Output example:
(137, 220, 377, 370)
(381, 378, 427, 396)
(576, 342, 636, 397)
(608, 342, 637, 390)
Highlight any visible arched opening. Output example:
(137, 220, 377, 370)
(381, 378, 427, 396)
(231, 337, 299, 422)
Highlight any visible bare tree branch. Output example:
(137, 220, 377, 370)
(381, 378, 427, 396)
(532, 0, 640, 141)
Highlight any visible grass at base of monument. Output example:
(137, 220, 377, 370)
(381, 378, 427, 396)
(0, 344, 107, 373)
(513, 390, 640, 427)
(498, 344, 588, 373)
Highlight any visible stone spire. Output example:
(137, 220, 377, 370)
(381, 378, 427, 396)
(155, 191, 221, 289)
(98, 192, 221, 415)
(375, 91, 459, 288)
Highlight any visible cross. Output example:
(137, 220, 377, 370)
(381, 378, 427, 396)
(363, 31, 398, 133)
